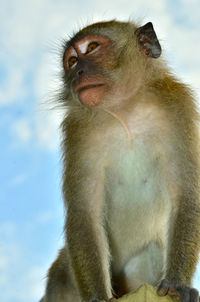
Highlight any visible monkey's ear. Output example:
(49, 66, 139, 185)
(135, 22, 161, 58)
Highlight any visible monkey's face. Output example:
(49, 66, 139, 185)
(63, 34, 117, 107)
(62, 21, 161, 108)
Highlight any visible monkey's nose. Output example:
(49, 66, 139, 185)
(77, 69, 84, 76)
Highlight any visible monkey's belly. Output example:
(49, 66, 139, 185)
(105, 144, 171, 274)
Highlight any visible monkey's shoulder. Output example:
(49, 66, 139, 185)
(150, 75, 198, 113)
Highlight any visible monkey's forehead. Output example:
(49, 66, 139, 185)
(64, 20, 137, 49)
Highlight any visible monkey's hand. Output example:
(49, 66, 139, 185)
(157, 279, 199, 302)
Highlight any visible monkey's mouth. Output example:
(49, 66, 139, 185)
(75, 83, 105, 93)
(74, 82, 106, 107)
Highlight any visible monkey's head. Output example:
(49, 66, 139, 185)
(62, 20, 161, 108)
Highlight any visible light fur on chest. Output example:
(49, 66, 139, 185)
(101, 102, 179, 272)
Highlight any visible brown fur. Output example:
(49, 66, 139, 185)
(41, 20, 200, 302)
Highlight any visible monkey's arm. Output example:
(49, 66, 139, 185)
(158, 203, 200, 302)
(158, 189, 200, 301)
(158, 99, 200, 301)
(166, 195, 200, 285)
(64, 154, 112, 302)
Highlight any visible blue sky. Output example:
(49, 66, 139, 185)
(1, 0, 200, 301)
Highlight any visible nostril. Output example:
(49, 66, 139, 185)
(77, 69, 84, 76)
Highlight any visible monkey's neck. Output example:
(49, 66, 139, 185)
(103, 108, 132, 144)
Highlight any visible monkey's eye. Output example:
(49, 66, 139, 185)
(68, 56, 78, 69)
(86, 42, 100, 54)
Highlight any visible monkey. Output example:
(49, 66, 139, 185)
(40, 20, 200, 302)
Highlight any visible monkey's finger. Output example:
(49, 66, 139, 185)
(157, 279, 170, 296)
(189, 288, 199, 302)
(179, 288, 190, 302)
(175, 286, 199, 302)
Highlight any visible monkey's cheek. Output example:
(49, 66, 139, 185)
(78, 87, 105, 107)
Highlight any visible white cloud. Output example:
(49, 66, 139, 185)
(1, 0, 199, 106)
(12, 118, 32, 143)
(0, 259, 45, 302)
(11, 109, 63, 151)
(35, 109, 63, 151)
(10, 173, 29, 186)
(0, 221, 51, 302)
(1, 3, 200, 301)
(194, 262, 200, 289)
(0, 218, 65, 302)
(0, 253, 8, 270)
(11, 266, 45, 302)
(37, 211, 54, 224)
(34, 51, 62, 102)
(0, 66, 27, 105)
(1, 0, 200, 151)
(1, 2, 200, 301)
(0, 221, 16, 238)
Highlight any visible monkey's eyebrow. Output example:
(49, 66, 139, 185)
(64, 46, 78, 61)
(78, 40, 89, 54)
(69, 48, 78, 57)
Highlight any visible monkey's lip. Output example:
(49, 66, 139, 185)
(75, 83, 105, 93)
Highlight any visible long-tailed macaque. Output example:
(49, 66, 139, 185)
(40, 20, 200, 302)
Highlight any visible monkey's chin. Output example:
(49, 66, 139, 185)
(78, 86, 105, 107)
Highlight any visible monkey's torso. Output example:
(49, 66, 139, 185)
(103, 101, 178, 291)
(105, 149, 168, 291)
(68, 99, 180, 294)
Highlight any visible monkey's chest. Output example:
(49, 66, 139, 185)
(104, 138, 171, 267)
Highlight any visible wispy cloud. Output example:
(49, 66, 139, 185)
(1, 0, 200, 151)
(10, 173, 29, 186)
(1, 2, 200, 302)
(0, 220, 63, 302)
(35, 110, 63, 151)
(12, 119, 32, 143)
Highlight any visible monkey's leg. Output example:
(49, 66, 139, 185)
(122, 241, 164, 292)
(41, 246, 81, 302)
(65, 161, 112, 301)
